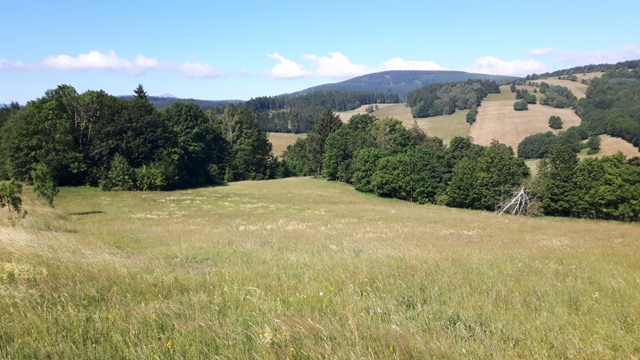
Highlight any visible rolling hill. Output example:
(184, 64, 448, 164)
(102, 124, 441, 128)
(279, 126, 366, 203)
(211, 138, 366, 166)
(286, 70, 518, 100)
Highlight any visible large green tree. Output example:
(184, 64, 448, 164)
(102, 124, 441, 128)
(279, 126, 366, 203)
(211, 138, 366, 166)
(306, 107, 343, 175)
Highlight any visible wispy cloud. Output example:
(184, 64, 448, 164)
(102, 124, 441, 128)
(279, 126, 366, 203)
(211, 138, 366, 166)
(559, 45, 640, 66)
(528, 47, 556, 56)
(265, 52, 447, 79)
(465, 56, 549, 76)
(0, 50, 226, 78)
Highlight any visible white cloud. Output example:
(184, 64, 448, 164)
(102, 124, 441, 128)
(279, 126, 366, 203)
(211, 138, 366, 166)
(528, 47, 556, 56)
(265, 52, 447, 79)
(0, 50, 225, 78)
(266, 53, 312, 78)
(304, 52, 371, 78)
(380, 57, 448, 71)
(466, 56, 549, 76)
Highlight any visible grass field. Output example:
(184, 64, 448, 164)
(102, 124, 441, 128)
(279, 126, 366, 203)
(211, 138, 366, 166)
(267, 133, 306, 157)
(1, 178, 639, 358)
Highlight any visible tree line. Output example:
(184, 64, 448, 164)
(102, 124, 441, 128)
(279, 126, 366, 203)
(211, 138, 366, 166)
(240, 91, 400, 133)
(407, 80, 500, 118)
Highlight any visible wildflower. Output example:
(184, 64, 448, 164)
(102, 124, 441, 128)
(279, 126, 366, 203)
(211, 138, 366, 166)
(166, 340, 173, 348)
(389, 346, 395, 352)
(289, 347, 295, 355)
(108, 313, 113, 319)
(151, 313, 157, 319)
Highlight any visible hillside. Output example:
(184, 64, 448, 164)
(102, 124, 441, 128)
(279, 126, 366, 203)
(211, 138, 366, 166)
(287, 70, 517, 100)
(2, 178, 639, 358)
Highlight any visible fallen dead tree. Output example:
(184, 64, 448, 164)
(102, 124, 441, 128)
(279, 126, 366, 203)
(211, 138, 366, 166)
(496, 187, 529, 216)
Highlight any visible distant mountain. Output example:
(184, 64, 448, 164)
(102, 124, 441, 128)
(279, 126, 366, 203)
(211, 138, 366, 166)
(287, 70, 518, 100)
(157, 93, 177, 98)
(118, 96, 243, 110)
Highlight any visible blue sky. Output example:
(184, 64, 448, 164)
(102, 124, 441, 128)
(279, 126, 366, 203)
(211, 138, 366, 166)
(2, 0, 640, 104)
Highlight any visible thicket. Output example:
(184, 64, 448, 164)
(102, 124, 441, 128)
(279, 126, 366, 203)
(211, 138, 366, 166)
(0, 85, 279, 190)
(548, 115, 563, 129)
(407, 80, 500, 118)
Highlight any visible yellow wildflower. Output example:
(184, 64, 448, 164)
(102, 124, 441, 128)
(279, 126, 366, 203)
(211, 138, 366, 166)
(166, 340, 173, 348)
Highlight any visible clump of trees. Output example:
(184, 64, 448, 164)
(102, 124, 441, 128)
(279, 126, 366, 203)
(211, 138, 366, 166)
(548, 115, 563, 129)
(517, 127, 586, 159)
(0, 85, 279, 191)
(513, 100, 528, 111)
(407, 80, 500, 118)
(539, 84, 577, 108)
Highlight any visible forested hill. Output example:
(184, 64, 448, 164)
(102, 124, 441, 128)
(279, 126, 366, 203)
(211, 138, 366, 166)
(117, 96, 243, 110)
(527, 59, 640, 79)
(287, 70, 518, 100)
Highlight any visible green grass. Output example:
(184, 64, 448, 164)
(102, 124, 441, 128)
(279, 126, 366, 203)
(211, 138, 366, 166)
(1, 178, 639, 358)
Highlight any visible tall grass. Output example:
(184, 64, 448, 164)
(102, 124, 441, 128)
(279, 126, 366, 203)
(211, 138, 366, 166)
(1, 178, 638, 358)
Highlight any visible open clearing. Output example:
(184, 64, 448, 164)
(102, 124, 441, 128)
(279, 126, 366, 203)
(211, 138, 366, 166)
(267, 132, 306, 157)
(1, 178, 639, 358)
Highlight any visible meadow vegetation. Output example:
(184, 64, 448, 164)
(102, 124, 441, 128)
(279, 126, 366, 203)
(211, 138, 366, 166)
(1, 178, 639, 358)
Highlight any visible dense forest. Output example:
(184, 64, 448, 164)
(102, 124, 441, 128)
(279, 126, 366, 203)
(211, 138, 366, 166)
(239, 90, 400, 133)
(0, 85, 278, 191)
(117, 96, 242, 110)
(406, 80, 500, 118)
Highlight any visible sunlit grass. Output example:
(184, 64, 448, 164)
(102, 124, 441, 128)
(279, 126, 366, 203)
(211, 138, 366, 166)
(1, 178, 639, 358)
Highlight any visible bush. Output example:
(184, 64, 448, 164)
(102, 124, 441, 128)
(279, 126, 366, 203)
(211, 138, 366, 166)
(548, 116, 563, 129)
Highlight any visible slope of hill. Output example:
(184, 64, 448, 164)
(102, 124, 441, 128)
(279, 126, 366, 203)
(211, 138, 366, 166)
(287, 70, 518, 100)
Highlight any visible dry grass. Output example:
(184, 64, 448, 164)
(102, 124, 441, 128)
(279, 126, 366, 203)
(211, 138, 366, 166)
(267, 132, 306, 157)
(471, 101, 582, 152)
(533, 77, 593, 99)
(1, 178, 639, 358)
(335, 104, 398, 122)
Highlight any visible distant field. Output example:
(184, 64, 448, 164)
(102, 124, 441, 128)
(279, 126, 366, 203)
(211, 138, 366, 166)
(268, 132, 306, 157)
(335, 103, 398, 122)
(579, 134, 639, 158)
(471, 102, 582, 151)
(2, 178, 639, 358)
(531, 77, 593, 99)
(337, 104, 469, 144)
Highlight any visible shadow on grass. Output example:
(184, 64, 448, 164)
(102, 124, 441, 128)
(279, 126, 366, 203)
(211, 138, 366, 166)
(69, 211, 105, 216)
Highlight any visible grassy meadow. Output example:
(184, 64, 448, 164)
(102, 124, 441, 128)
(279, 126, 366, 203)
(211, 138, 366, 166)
(1, 177, 639, 359)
